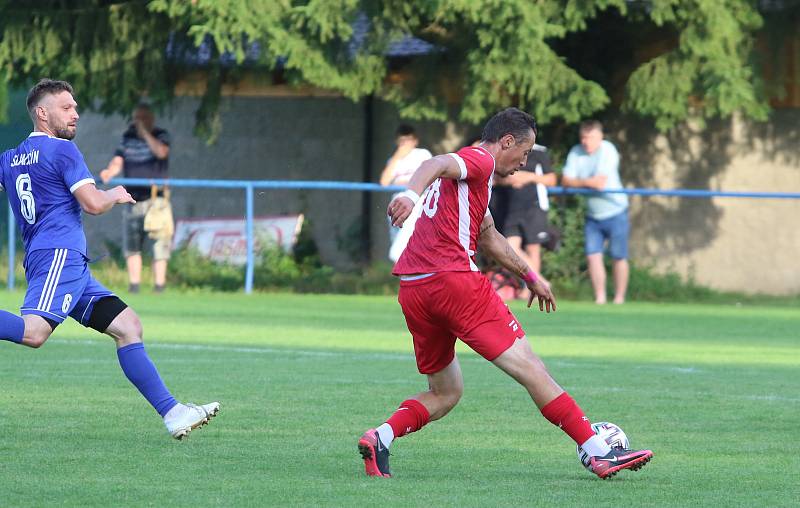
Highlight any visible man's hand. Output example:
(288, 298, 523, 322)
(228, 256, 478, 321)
(393, 138, 416, 159)
(387, 195, 415, 227)
(108, 185, 136, 205)
(134, 119, 149, 140)
(526, 278, 557, 313)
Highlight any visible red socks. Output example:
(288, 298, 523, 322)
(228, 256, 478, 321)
(386, 399, 430, 438)
(540, 392, 595, 445)
(384, 393, 592, 445)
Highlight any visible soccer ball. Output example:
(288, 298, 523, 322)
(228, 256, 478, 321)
(576, 421, 629, 469)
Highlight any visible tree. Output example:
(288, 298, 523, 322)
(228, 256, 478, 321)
(0, 0, 786, 140)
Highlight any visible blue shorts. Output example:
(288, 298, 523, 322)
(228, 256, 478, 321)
(585, 210, 629, 259)
(21, 248, 114, 326)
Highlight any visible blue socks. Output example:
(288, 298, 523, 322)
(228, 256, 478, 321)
(0, 310, 25, 343)
(116, 343, 178, 416)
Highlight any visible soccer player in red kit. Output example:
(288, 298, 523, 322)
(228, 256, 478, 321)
(358, 108, 652, 479)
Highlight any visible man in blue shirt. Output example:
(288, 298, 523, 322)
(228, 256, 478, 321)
(562, 120, 629, 304)
(0, 79, 219, 439)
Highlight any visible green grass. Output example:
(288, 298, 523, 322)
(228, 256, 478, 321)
(0, 290, 797, 507)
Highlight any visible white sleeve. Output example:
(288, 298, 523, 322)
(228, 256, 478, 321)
(447, 153, 468, 180)
(70, 178, 96, 193)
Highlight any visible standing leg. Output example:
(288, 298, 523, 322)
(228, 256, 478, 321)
(584, 218, 607, 304)
(152, 237, 171, 293)
(359, 357, 464, 477)
(507, 235, 533, 267)
(612, 258, 629, 304)
(126, 254, 142, 291)
(587, 253, 607, 304)
(152, 259, 167, 291)
(123, 204, 144, 293)
(608, 211, 630, 304)
(524, 243, 542, 275)
(507, 235, 535, 300)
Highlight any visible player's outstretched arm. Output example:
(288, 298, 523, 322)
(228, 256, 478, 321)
(387, 155, 462, 227)
(74, 183, 136, 215)
(477, 213, 556, 312)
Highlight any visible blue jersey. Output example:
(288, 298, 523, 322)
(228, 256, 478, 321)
(0, 132, 95, 257)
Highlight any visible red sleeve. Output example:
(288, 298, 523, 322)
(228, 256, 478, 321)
(454, 146, 494, 182)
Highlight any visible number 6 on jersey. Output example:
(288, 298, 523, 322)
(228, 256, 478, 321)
(16, 173, 36, 224)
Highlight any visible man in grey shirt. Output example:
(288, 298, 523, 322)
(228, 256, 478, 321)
(562, 120, 629, 304)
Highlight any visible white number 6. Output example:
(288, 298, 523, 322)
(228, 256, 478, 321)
(16, 173, 36, 224)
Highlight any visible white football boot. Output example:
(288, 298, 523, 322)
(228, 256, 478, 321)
(163, 402, 220, 440)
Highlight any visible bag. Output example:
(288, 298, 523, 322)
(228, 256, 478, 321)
(143, 184, 174, 240)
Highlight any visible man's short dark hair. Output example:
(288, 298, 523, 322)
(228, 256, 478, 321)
(395, 124, 416, 137)
(579, 119, 603, 133)
(134, 100, 153, 113)
(26, 79, 74, 115)
(481, 107, 537, 143)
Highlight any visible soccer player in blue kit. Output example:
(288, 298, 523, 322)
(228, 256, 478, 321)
(0, 79, 219, 440)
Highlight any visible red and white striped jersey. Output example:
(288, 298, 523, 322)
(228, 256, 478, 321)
(393, 145, 495, 275)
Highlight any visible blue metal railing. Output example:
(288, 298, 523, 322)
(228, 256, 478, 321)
(6, 178, 800, 293)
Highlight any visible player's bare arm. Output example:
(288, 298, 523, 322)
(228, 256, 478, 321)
(387, 155, 462, 227)
(477, 213, 556, 312)
(74, 183, 135, 215)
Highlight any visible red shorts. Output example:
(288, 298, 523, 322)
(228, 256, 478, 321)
(398, 271, 526, 374)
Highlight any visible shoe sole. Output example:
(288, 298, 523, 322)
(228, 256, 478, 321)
(172, 404, 221, 440)
(598, 452, 653, 479)
(358, 437, 391, 478)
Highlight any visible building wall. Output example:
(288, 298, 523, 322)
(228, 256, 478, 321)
(75, 96, 370, 268)
(614, 110, 800, 295)
(4, 89, 799, 294)
(73, 95, 462, 269)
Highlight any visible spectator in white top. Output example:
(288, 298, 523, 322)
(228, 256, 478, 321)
(379, 125, 432, 261)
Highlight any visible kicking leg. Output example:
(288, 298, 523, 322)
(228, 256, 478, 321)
(92, 297, 219, 439)
(359, 356, 464, 477)
(493, 337, 652, 478)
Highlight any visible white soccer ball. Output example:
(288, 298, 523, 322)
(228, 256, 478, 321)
(576, 421, 630, 469)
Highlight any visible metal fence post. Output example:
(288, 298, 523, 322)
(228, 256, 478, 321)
(7, 204, 15, 290)
(245, 183, 254, 294)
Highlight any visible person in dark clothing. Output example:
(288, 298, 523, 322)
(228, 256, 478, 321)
(492, 144, 556, 291)
(100, 103, 171, 293)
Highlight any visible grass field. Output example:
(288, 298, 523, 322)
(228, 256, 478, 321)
(0, 290, 797, 507)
